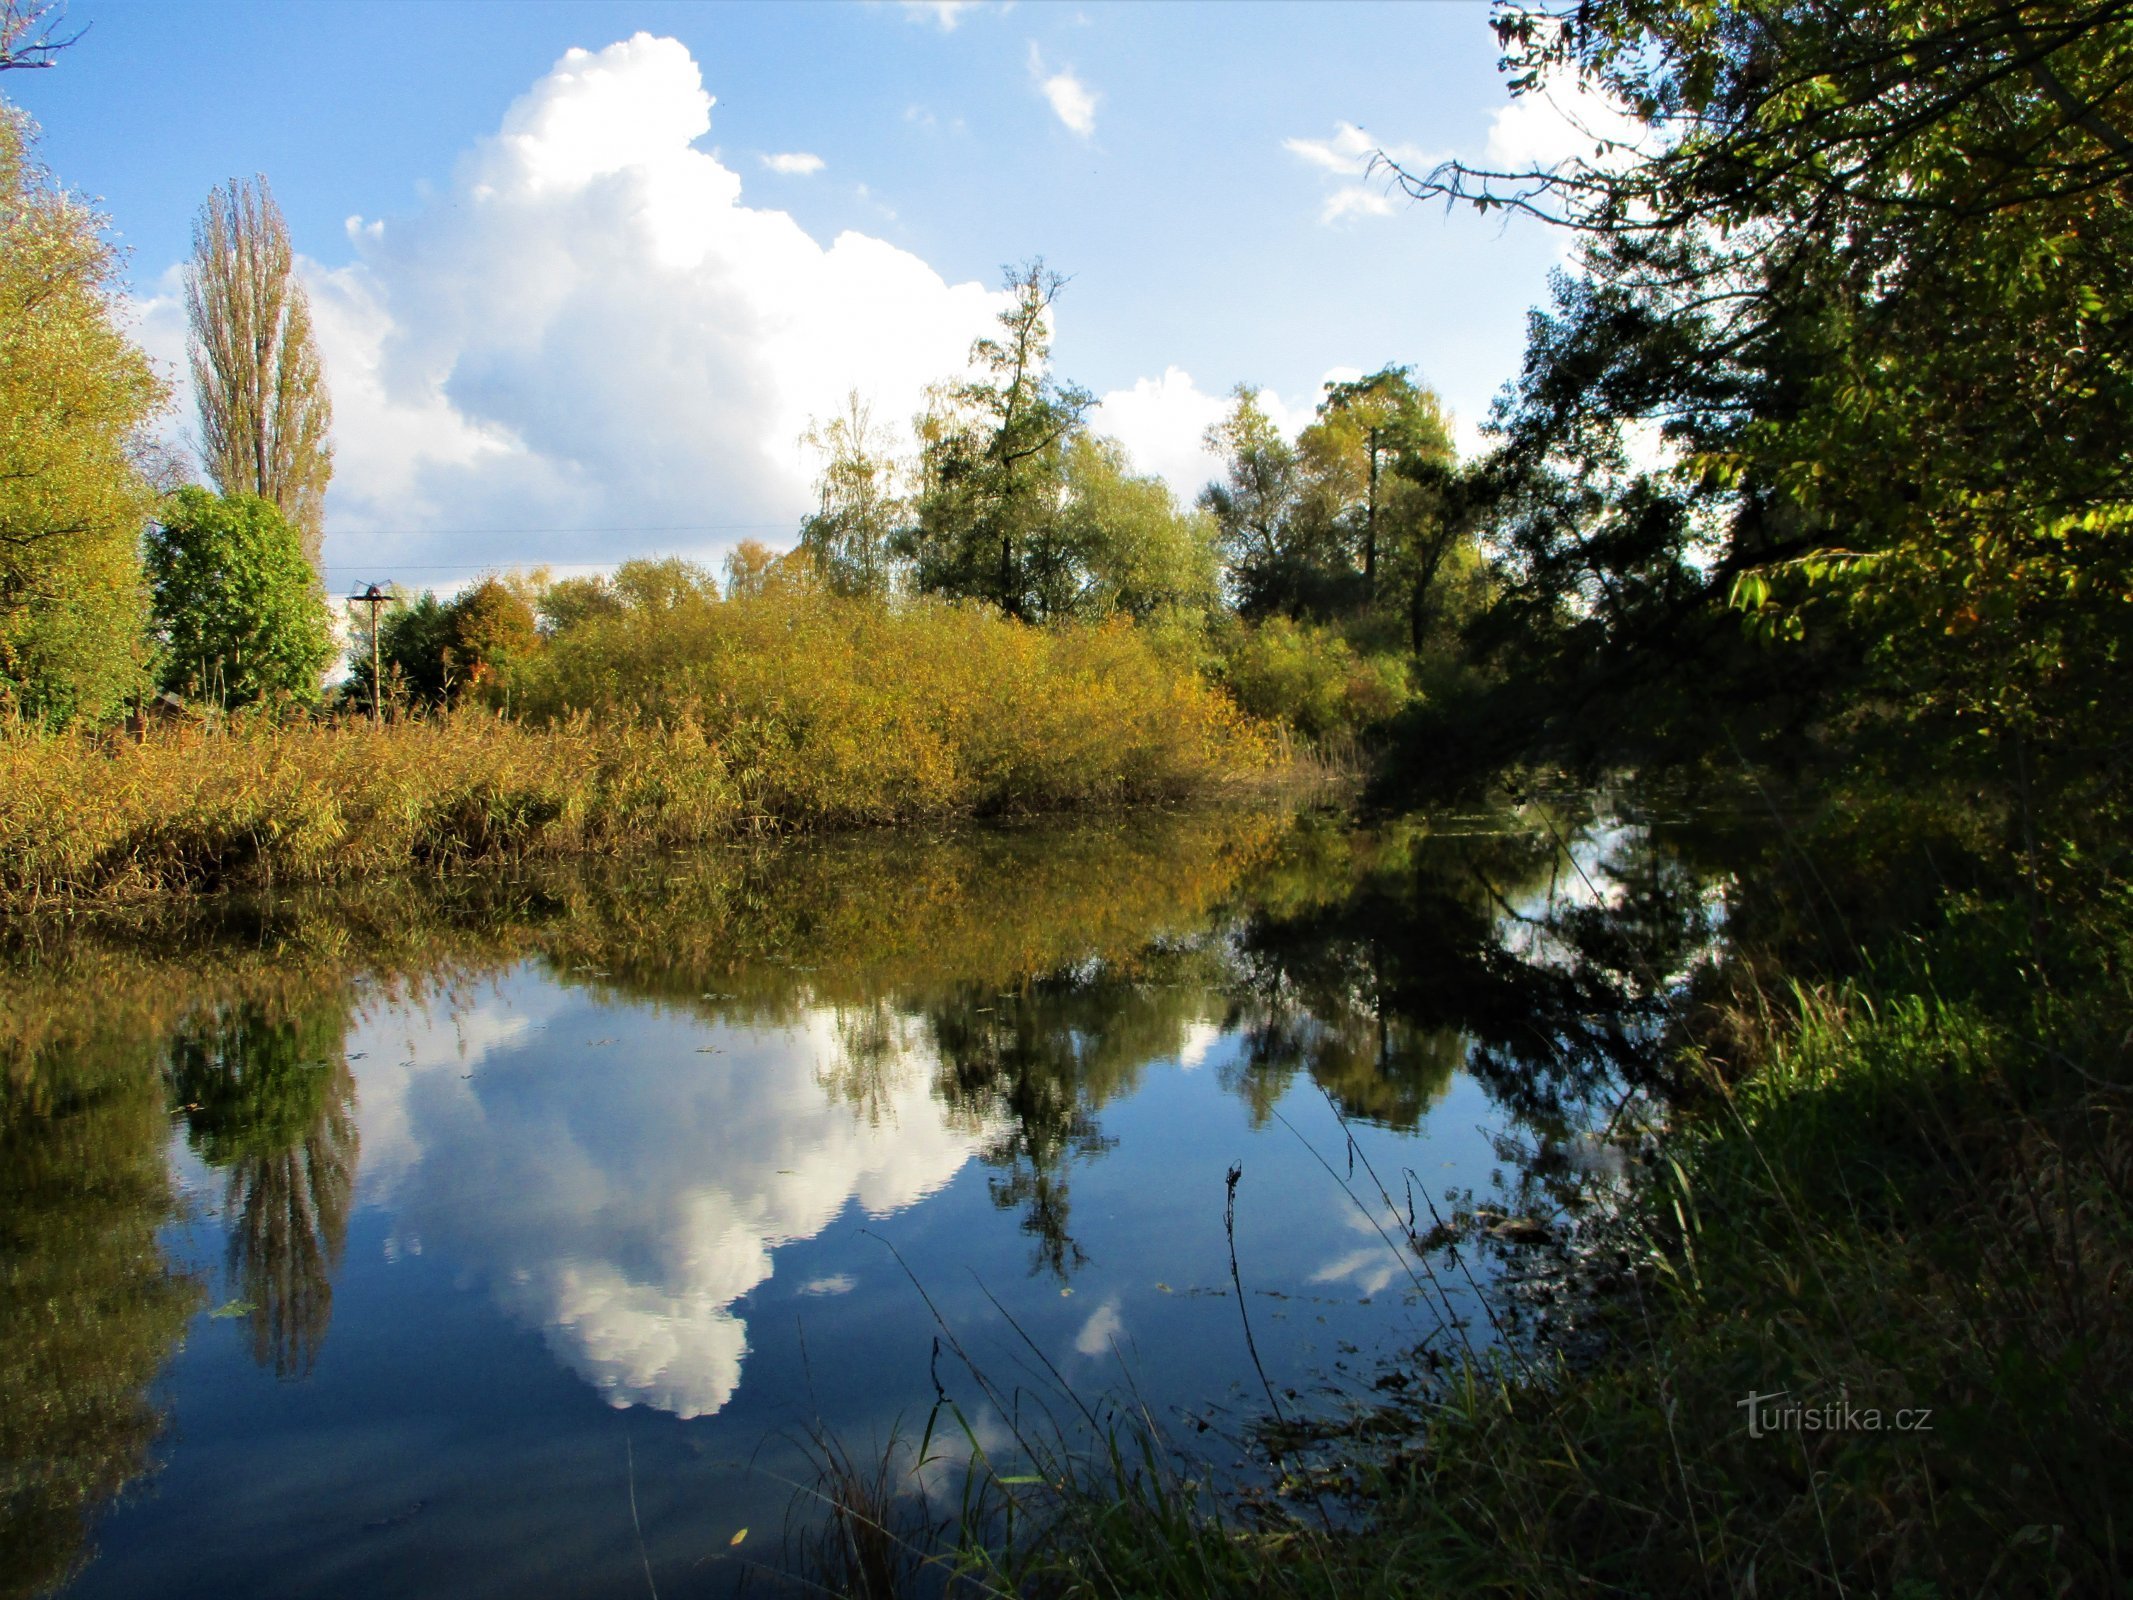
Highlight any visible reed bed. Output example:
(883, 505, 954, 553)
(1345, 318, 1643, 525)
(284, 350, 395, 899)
(0, 599, 1275, 905)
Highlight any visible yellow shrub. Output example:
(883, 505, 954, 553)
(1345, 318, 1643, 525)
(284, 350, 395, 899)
(0, 594, 1274, 903)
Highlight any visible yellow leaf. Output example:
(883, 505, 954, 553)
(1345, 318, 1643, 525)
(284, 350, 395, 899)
(730, 1528, 748, 1547)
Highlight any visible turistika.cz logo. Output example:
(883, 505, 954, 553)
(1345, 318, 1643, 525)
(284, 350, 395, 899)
(1737, 1387, 1933, 1439)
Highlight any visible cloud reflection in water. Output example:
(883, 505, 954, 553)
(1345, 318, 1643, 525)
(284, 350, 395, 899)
(352, 980, 983, 1418)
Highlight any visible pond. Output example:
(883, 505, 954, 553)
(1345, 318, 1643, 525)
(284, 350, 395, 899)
(1, 798, 1729, 1599)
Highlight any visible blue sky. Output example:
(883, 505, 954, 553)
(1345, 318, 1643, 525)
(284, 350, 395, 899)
(9, 0, 1599, 591)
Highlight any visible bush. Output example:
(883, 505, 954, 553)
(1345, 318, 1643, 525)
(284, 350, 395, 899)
(506, 587, 1272, 825)
(1212, 615, 1410, 748)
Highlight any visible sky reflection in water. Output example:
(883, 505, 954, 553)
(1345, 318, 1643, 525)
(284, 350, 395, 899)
(6, 802, 1726, 1599)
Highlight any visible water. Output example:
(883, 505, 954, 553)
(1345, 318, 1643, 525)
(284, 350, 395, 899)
(2, 800, 1721, 1599)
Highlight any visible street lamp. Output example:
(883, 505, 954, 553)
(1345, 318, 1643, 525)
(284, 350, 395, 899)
(347, 584, 387, 725)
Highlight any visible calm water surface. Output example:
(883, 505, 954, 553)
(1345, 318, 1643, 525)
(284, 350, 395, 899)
(3, 801, 1724, 1599)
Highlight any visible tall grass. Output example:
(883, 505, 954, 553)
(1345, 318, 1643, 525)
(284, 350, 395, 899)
(509, 589, 1271, 824)
(0, 711, 737, 903)
(0, 594, 1276, 905)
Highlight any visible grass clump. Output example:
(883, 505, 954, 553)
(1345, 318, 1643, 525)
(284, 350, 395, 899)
(1357, 972, 2130, 1600)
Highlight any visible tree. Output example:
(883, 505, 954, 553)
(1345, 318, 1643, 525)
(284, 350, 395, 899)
(0, 105, 163, 727)
(1313, 366, 1452, 604)
(723, 539, 813, 600)
(1047, 433, 1221, 620)
(0, 1, 82, 70)
(443, 576, 541, 689)
(343, 588, 450, 711)
(1199, 374, 1456, 627)
(536, 573, 623, 635)
(798, 391, 908, 598)
(907, 261, 1094, 618)
(1199, 386, 1305, 615)
(145, 487, 333, 706)
(186, 177, 333, 574)
(1388, 1, 2133, 791)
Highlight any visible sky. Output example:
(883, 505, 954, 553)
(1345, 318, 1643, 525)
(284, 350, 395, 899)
(7, 0, 1600, 594)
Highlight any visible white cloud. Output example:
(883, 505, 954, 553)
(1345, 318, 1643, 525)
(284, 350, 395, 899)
(902, 0, 983, 29)
(1094, 367, 1228, 501)
(289, 34, 1006, 584)
(1481, 79, 1649, 174)
(1094, 367, 1313, 502)
(1283, 120, 1437, 225)
(1283, 120, 1376, 176)
(1031, 46, 1097, 138)
(352, 985, 984, 1419)
(761, 150, 825, 176)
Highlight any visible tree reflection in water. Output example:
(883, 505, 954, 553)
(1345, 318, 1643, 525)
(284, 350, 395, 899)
(0, 792, 1737, 1600)
(0, 1007, 199, 1600)
(167, 1003, 358, 1378)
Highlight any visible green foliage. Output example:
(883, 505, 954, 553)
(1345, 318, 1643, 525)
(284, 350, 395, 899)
(1409, 1, 2133, 819)
(1046, 433, 1221, 620)
(0, 104, 163, 728)
(536, 573, 623, 634)
(905, 260, 1097, 619)
(1200, 371, 1469, 638)
(354, 575, 545, 710)
(1213, 615, 1411, 747)
(1199, 385, 1304, 613)
(185, 177, 332, 569)
(373, 591, 453, 706)
(145, 487, 333, 706)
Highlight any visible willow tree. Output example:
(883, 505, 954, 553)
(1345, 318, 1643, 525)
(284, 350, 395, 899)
(185, 178, 332, 573)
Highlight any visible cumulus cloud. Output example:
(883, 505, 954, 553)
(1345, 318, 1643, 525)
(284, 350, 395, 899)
(1283, 121, 1437, 225)
(256, 34, 1007, 586)
(761, 150, 826, 176)
(1031, 46, 1097, 137)
(352, 981, 984, 1419)
(1094, 367, 1313, 502)
(1093, 368, 1228, 501)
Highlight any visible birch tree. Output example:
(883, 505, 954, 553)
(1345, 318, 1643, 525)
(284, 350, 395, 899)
(185, 177, 333, 574)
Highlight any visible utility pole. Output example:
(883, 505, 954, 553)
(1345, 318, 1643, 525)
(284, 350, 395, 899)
(348, 584, 386, 724)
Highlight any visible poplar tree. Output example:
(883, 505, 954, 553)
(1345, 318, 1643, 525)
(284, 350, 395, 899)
(185, 177, 333, 575)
